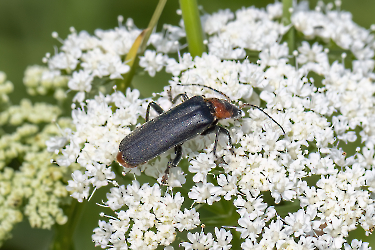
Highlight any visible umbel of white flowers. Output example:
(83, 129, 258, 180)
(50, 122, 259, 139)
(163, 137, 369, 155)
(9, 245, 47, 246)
(28, 1, 375, 249)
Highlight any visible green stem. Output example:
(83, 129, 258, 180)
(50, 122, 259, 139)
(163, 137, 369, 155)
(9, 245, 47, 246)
(140, 0, 167, 53)
(50, 200, 85, 250)
(117, 56, 140, 93)
(179, 0, 206, 57)
(283, 0, 295, 56)
(118, 0, 167, 93)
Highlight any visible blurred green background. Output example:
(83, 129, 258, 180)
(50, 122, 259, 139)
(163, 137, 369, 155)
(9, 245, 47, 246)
(1, 0, 375, 249)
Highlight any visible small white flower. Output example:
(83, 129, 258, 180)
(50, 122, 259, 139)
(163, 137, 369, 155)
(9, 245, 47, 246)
(212, 227, 232, 250)
(263, 219, 288, 246)
(269, 172, 296, 203)
(68, 70, 93, 92)
(259, 43, 289, 67)
(165, 53, 194, 76)
(68, 70, 94, 102)
(166, 166, 186, 187)
(180, 231, 214, 250)
(150, 24, 185, 53)
(189, 153, 216, 183)
(234, 194, 268, 219)
(106, 185, 128, 210)
(86, 163, 115, 188)
(216, 174, 237, 200)
(237, 214, 264, 240)
(109, 231, 128, 249)
(48, 51, 79, 71)
(56, 142, 80, 167)
(188, 182, 223, 205)
(97, 54, 130, 79)
(66, 170, 90, 202)
(297, 41, 328, 66)
(140, 182, 162, 206)
(46, 129, 70, 152)
(344, 239, 371, 250)
(284, 209, 314, 237)
(175, 208, 201, 231)
(359, 204, 375, 235)
(203, 9, 234, 35)
(208, 36, 246, 59)
(139, 50, 167, 77)
(92, 220, 113, 248)
(266, 2, 283, 19)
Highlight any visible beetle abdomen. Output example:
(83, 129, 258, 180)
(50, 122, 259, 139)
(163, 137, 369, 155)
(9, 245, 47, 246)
(118, 96, 214, 167)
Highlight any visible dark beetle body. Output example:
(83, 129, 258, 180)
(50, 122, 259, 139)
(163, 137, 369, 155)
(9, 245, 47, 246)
(119, 96, 213, 167)
(117, 95, 241, 168)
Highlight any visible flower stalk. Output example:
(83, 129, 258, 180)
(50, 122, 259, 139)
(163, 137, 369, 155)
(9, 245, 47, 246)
(179, 0, 206, 57)
(50, 200, 84, 250)
(118, 0, 167, 92)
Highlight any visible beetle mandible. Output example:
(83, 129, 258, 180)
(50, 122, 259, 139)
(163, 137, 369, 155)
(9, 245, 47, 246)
(117, 83, 285, 179)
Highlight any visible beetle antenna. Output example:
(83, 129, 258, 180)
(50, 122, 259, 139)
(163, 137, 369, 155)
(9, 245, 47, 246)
(240, 103, 285, 135)
(176, 83, 231, 101)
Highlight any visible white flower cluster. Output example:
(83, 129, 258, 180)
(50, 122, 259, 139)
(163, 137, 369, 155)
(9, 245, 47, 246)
(46, 1, 375, 249)
(140, 23, 186, 76)
(52, 88, 144, 202)
(0, 72, 76, 246)
(202, 3, 287, 59)
(23, 65, 69, 100)
(42, 18, 187, 102)
(45, 23, 142, 102)
(180, 228, 233, 250)
(292, 3, 374, 61)
(0, 99, 61, 127)
(92, 181, 200, 249)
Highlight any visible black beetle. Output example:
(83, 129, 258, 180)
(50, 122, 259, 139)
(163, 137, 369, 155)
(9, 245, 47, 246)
(117, 84, 284, 178)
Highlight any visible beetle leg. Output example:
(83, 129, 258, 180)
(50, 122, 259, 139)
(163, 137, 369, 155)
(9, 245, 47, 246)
(171, 93, 189, 104)
(213, 126, 234, 156)
(202, 125, 234, 157)
(146, 102, 164, 122)
(162, 145, 183, 183)
(168, 86, 189, 104)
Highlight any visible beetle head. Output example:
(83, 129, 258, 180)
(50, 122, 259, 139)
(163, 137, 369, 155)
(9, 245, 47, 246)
(206, 98, 242, 120)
